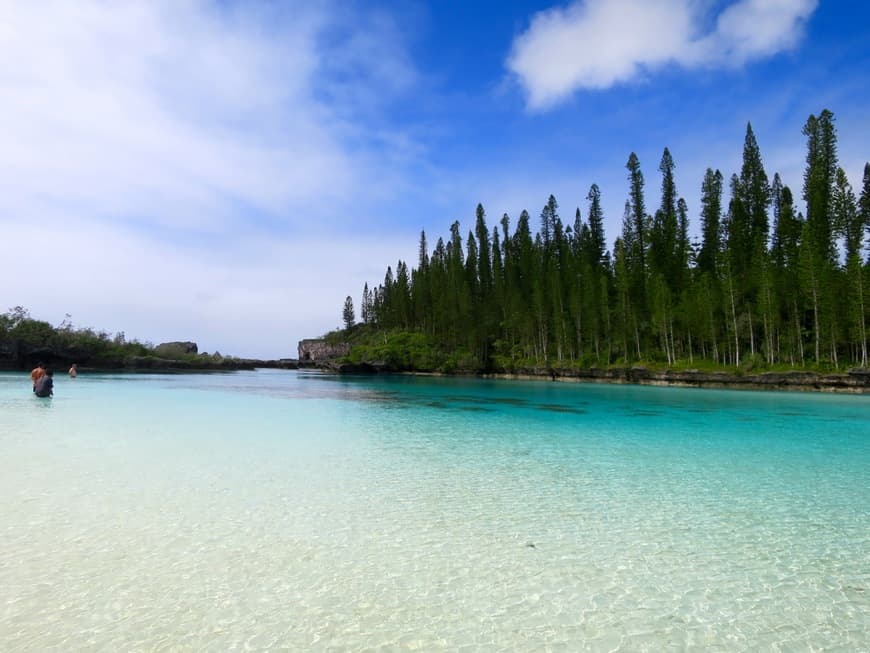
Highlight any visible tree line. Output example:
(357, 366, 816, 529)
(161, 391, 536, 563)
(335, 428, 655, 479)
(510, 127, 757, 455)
(0, 306, 234, 368)
(344, 110, 870, 371)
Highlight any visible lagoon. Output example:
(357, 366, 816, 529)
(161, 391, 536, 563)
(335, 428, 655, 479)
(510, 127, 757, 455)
(1, 370, 868, 650)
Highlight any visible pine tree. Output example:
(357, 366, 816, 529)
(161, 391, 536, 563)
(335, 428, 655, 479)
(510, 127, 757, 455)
(569, 207, 587, 358)
(625, 153, 649, 354)
(413, 231, 431, 332)
(835, 167, 866, 364)
(626, 152, 648, 280)
(698, 168, 723, 277)
(696, 168, 724, 360)
(860, 163, 870, 239)
(858, 162, 870, 364)
(618, 198, 643, 359)
(612, 235, 633, 359)
(342, 296, 355, 331)
(739, 124, 771, 254)
(475, 204, 492, 293)
(586, 184, 606, 266)
(650, 148, 679, 286)
(361, 283, 371, 324)
(648, 148, 681, 361)
(801, 110, 839, 362)
(585, 184, 609, 361)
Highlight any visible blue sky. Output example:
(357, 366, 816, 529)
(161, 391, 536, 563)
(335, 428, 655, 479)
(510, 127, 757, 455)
(1, 0, 868, 358)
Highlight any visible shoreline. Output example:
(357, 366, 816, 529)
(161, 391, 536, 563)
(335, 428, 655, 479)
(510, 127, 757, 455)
(310, 361, 870, 394)
(482, 367, 870, 394)
(8, 357, 867, 394)
(0, 358, 299, 374)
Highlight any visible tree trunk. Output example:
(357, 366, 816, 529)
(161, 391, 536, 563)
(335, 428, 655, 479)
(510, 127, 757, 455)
(728, 274, 740, 367)
(748, 307, 755, 358)
(793, 298, 804, 365)
(811, 286, 820, 363)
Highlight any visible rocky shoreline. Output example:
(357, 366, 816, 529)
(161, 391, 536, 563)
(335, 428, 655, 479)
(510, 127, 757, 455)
(483, 366, 870, 394)
(305, 359, 870, 394)
(295, 337, 870, 394)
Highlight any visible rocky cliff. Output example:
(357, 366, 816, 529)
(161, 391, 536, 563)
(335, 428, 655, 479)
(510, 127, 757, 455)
(298, 339, 350, 363)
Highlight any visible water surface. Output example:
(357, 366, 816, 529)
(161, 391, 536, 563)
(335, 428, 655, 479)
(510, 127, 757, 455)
(1, 370, 868, 650)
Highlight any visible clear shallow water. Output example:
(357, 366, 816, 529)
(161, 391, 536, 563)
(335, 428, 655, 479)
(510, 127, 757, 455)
(1, 370, 868, 651)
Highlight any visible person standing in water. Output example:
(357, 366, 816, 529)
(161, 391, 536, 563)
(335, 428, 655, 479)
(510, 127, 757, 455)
(34, 369, 53, 397)
(30, 362, 46, 391)
(69, 363, 77, 378)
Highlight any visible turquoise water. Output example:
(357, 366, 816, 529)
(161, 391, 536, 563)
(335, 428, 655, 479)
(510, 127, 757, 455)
(1, 370, 868, 651)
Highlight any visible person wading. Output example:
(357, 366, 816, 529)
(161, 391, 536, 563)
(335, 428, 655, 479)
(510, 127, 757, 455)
(34, 369, 54, 398)
(30, 362, 46, 392)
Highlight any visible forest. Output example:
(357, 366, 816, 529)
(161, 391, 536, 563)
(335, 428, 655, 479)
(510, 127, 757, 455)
(341, 110, 870, 374)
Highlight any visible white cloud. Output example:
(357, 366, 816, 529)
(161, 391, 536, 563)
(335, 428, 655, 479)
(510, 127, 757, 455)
(507, 0, 818, 109)
(0, 0, 423, 356)
(0, 1, 350, 228)
(0, 210, 417, 358)
(708, 0, 818, 62)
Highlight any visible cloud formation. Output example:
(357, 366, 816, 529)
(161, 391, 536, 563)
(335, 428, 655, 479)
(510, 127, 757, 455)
(507, 0, 819, 109)
(0, 0, 422, 356)
(0, 1, 346, 229)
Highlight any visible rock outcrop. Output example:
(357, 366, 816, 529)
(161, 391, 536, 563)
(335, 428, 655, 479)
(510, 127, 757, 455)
(154, 341, 198, 357)
(297, 339, 350, 363)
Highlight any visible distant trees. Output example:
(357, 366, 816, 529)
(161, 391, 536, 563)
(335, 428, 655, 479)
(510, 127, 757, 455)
(0, 306, 153, 363)
(347, 109, 869, 371)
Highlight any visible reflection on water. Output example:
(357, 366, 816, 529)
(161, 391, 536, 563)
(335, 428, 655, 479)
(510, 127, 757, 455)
(1, 369, 869, 651)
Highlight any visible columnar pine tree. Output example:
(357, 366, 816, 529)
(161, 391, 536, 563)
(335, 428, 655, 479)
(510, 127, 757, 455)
(801, 110, 839, 362)
(342, 296, 355, 331)
(625, 153, 649, 356)
(770, 175, 804, 364)
(835, 167, 866, 364)
(361, 283, 372, 324)
(698, 168, 723, 277)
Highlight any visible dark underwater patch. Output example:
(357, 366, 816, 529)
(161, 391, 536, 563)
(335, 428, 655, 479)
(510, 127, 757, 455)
(535, 403, 588, 415)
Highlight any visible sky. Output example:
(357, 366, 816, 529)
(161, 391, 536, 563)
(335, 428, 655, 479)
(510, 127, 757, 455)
(1, 0, 868, 359)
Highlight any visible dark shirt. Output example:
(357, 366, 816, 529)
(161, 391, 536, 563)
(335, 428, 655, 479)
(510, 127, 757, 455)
(34, 375, 53, 397)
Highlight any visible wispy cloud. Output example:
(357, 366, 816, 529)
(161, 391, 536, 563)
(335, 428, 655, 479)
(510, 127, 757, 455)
(1, 208, 417, 357)
(0, 0, 423, 355)
(507, 0, 818, 109)
(0, 1, 349, 229)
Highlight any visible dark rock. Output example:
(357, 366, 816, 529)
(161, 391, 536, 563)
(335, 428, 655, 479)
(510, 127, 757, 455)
(297, 338, 350, 362)
(154, 341, 198, 357)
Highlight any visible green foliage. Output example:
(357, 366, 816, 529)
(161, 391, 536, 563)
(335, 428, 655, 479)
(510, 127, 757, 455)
(0, 307, 214, 367)
(346, 330, 446, 371)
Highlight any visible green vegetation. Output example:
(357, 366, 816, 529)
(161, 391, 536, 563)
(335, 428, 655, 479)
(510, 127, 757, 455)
(341, 109, 870, 374)
(0, 306, 149, 362)
(0, 306, 235, 369)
